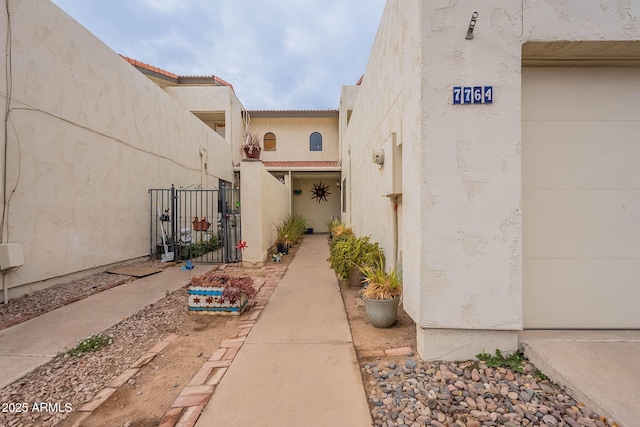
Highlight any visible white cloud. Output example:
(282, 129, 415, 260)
(136, 0, 187, 13)
(52, 0, 387, 109)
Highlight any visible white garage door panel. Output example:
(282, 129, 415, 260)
(523, 67, 640, 329)
(524, 190, 640, 259)
(524, 259, 640, 329)
(523, 121, 640, 190)
(522, 68, 640, 121)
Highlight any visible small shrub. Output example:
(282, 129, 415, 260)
(476, 349, 548, 379)
(65, 334, 113, 357)
(179, 234, 222, 260)
(328, 235, 383, 281)
(190, 271, 257, 304)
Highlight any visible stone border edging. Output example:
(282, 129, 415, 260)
(67, 270, 283, 427)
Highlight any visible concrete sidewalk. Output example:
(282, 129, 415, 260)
(0, 265, 190, 389)
(195, 234, 372, 427)
(520, 330, 640, 427)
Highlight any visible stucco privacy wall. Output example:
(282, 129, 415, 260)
(0, 0, 233, 298)
(239, 160, 289, 266)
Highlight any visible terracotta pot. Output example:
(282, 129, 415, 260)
(243, 147, 262, 159)
(349, 267, 365, 287)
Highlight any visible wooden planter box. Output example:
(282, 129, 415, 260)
(188, 286, 249, 315)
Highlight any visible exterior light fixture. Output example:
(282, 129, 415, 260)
(466, 12, 478, 40)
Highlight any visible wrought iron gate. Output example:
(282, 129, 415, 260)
(148, 183, 242, 263)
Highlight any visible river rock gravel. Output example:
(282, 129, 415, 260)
(0, 257, 619, 427)
(0, 260, 180, 427)
(363, 357, 614, 427)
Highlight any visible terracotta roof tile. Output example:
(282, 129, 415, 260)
(120, 55, 234, 90)
(262, 161, 340, 168)
(121, 55, 178, 79)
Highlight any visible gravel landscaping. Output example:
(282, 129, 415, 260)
(0, 255, 618, 427)
(363, 357, 614, 427)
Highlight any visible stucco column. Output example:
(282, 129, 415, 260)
(240, 160, 266, 266)
(416, 1, 523, 360)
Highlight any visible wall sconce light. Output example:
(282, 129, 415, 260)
(466, 12, 478, 40)
(373, 149, 385, 166)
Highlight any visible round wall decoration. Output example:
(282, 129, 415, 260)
(310, 182, 331, 203)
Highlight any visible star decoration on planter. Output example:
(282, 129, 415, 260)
(193, 297, 200, 304)
(310, 182, 331, 203)
(205, 296, 214, 304)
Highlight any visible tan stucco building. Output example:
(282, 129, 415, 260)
(1, 0, 638, 361)
(342, 0, 640, 360)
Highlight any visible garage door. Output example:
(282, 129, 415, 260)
(523, 67, 640, 329)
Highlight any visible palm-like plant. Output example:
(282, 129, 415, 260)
(360, 253, 402, 300)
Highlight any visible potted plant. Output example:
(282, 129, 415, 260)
(274, 214, 309, 253)
(328, 235, 381, 287)
(275, 232, 290, 255)
(240, 129, 262, 159)
(360, 254, 402, 328)
(188, 270, 257, 315)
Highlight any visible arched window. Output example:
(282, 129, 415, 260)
(310, 132, 322, 151)
(263, 132, 276, 151)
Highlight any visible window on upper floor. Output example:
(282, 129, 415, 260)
(264, 132, 276, 151)
(310, 132, 323, 151)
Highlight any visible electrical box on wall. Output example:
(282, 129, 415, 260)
(381, 132, 402, 197)
(0, 243, 24, 271)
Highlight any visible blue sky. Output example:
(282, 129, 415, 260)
(50, 0, 387, 110)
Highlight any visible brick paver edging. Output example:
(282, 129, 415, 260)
(68, 266, 285, 427)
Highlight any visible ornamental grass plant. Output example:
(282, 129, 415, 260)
(328, 235, 382, 281)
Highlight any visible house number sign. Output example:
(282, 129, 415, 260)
(452, 86, 493, 104)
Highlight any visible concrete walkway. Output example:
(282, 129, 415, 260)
(195, 234, 372, 426)
(0, 266, 190, 389)
(519, 330, 640, 427)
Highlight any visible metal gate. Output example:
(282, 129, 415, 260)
(148, 183, 242, 263)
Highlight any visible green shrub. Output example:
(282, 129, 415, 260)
(328, 235, 383, 281)
(179, 234, 222, 260)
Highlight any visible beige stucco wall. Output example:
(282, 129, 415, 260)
(250, 116, 339, 162)
(523, 0, 640, 41)
(341, 0, 422, 305)
(164, 86, 246, 167)
(291, 177, 341, 233)
(239, 160, 290, 265)
(346, 0, 639, 360)
(0, 0, 233, 298)
(345, 0, 521, 361)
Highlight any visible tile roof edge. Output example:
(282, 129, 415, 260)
(120, 55, 234, 90)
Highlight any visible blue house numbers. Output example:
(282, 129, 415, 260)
(453, 86, 493, 104)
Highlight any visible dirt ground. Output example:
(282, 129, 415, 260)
(62, 301, 242, 427)
(61, 243, 416, 426)
(340, 284, 416, 355)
